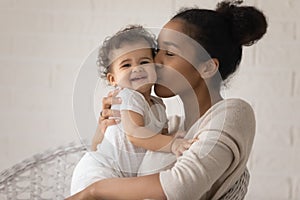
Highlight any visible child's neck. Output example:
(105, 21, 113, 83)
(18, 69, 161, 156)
(139, 89, 153, 106)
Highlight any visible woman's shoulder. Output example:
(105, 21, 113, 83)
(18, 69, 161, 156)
(227, 98, 252, 107)
(213, 98, 254, 116)
(194, 98, 255, 136)
(212, 98, 256, 137)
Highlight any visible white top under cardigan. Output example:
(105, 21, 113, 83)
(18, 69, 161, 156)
(157, 98, 255, 200)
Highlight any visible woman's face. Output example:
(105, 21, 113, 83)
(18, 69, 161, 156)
(154, 19, 203, 98)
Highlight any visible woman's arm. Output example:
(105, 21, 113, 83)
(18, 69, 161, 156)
(65, 173, 166, 200)
(127, 134, 174, 152)
(66, 134, 233, 200)
(66, 133, 233, 200)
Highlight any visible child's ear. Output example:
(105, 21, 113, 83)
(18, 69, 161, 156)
(199, 58, 219, 79)
(107, 73, 117, 86)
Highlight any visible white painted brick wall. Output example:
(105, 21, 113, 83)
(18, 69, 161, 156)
(295, 71, 300, 97)
(0, 0, 299, 199)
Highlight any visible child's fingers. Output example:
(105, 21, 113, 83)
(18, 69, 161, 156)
(188, 138, 198, 144)
(183, 142, 192, 149)
(177, 145, 189, 156)
(175, 151, 181, 158)
(176, 131, 186, 138)
(174, 138, 200, 157)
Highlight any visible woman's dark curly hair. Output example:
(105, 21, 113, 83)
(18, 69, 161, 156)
(97, 25, 157, 79)
(172, 0, 267, 83)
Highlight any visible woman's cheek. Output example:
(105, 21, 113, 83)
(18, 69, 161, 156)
(155, 67, 181, 96)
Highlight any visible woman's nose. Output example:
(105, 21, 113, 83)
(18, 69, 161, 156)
(154, 50, 163, 68)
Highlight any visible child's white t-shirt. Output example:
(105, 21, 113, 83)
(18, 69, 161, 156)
(96, 88, 168, 177)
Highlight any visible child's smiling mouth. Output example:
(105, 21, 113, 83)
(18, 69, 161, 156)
(130, 74, 147, 82)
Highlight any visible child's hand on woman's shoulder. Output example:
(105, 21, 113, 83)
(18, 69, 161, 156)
(171, 133, 198, 157)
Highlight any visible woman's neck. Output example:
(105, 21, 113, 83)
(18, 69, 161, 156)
(179, 84, 223, 130)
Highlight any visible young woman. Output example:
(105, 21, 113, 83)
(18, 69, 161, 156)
(66, 1, 267, 199)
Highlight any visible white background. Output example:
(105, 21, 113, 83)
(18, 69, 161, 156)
(0, 0, 300, 199)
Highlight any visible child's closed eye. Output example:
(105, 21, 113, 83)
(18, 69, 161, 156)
(140, 60, 150, 65)
(121, 63, 131, 68)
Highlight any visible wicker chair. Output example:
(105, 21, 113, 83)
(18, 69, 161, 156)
(0, 143, 249, 199)
(0, 143, 86, 200)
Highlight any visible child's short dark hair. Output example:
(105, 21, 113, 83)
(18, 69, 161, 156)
(97, 25, 157, 79)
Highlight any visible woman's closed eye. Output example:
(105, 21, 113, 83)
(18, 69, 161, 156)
(157, 48, 175, 57)
(166, 50, 175, 56)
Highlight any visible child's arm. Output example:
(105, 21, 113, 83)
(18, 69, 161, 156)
(122, 110, 192, 153)
(126, 133, 174, 152)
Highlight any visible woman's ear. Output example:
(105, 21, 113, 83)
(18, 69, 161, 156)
(107, 73, 117, 86)
(199, 58, 219, 79)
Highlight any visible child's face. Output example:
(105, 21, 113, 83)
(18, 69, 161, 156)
(107, 40, 156, 93)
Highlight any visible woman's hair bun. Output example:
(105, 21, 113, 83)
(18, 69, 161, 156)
(216, 0, 267, 46)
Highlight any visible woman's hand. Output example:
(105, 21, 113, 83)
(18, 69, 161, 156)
(91, 89, 122, 151)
